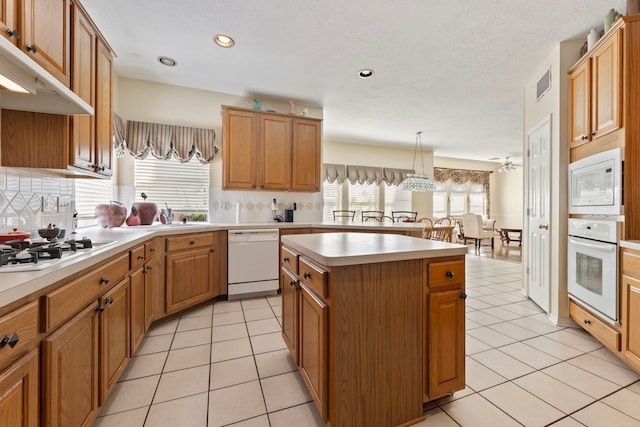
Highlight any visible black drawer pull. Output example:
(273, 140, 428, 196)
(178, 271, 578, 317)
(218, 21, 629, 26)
(289, 281, 296, 287)
(459, 292, 467, 300)
(99, 277, 109, 284)
(0, 335, 9, 348)
(150, 248, 156, 252)
(303, 272, 311, 279)
(583, 319, 592, 325)
(96, 305, 105, 312)
(106, 297, 114, 305)
(137, 255, 145, 260)
(7, 332, 19, 348)
(445, 271, 454, 278)
(283, 257, 290, 262)
(189, 240, 195, 245)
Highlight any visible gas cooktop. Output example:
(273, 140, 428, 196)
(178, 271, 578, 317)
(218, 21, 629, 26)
(0, 238, 96, 272)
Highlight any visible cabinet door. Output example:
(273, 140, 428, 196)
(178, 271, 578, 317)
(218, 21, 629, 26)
(259, 114, 291, 190)
(144, 258, 156, 330)
(569, 60, 591, 148)
(0, 0, 18, 44)
(42, 302, 99, 427)
(0, 349, 38, 427)
(281, 268, 299, 365)
(291, 118, 321, 192)
(22, 0, 71, 86)
(223, 108, 258, 189)
(165, 248, 214, 314)
(70, 2, 96, 172)
(95, 38, 113, 177)
(100, 278, 130, 404)
(426, 289, 465, 400)
(298, 282, 327, 421)
(591, 30, 622, 140)
(130, 268, 145, 355)
(623, 275, 640, 371)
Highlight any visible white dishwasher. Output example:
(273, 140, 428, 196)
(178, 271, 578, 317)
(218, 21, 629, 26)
(227, 229, 280, 299)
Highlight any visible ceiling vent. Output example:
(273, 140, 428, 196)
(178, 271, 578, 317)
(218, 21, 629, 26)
(536, 67, 551, 101)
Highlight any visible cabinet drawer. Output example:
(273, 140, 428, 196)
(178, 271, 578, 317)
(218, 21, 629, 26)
(428, 260, 465, 290)
(130, 245, 146, 270)
(0, 301, 39, 370)
(299, 257, 327, 298)
(146, 240, 159, 259)
(570, 300, 620, 352)
(281, 246, 299, 274)
(622, 250, 640, 277)
(166, 233, 214, 252)
(43, 253, 129, 332)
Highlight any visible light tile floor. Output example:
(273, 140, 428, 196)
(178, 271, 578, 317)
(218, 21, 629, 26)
(95, 255, 640, 426)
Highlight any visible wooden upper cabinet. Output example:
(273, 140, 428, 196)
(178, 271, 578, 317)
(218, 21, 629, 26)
(569, 60, 591, 148)
(95, 37, 113, 176)
(222, 106, 322, 192)
(22, 0, 71, 87)
(223, 108, 258, 189)
(591, 30, 622, 139)
(0, 0, 19, 44)
(260, 114, 292, 190)
(292, 118, 322, 192)
(569, 25, 622, 149)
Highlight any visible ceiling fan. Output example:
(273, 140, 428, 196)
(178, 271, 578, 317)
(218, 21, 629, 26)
(497, 157, 517, 173)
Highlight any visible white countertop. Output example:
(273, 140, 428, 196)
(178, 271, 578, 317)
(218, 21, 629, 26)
(621, 240, 640, 251)
(282, 232, 468, 267)
(0, 221, 427, 307)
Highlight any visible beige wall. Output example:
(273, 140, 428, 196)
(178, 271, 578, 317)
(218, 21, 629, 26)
(523, 39, 581, 324)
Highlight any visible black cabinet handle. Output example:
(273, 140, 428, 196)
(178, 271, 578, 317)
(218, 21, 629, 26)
(583, 319, 591, 325)
(99, 277, 109, 284)
(289, 281, 296, 287)
(7, 332, 19, 348)
(189, 240, 195, 245)
(26, 44, 37, 53)
(590, 132, 596, 137)
(445, 271, 454, 278)
(459, 292, 467, 300)
(303, 272, 311, 279)
(283, 257, 290, 262)
(137, 255, 145, 260)
(96, 305, 105, 312)
(144, 266, 152, 273)
(581, 135, 589, 141)
(7, 29, 20, 39)
(150, 248, 156, 253)
(0, 335, 9, 348)
(105, 297, 114, 304)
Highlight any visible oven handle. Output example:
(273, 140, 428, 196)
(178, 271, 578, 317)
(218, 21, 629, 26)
(568, 238, 616, 252)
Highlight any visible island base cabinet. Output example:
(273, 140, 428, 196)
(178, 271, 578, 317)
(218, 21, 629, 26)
(426, 289, 466, 400)
(42, 303, 99, 427)
(298, 282, 327, 421)
(0, 349, 39, 427)
(281, 268, 299, 365)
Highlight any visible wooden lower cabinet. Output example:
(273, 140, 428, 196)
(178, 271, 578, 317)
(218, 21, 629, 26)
(623, 275, 640, 370)
(130, 268, 145, 355)
(0, 349, 39, 427)
(298, 282, 327, 420)
(426, 289, 465, 400)
(99, 278, 131, 404)
(281, 267, 299, 364)
(165, 247, 214, 314)
(42, 302, 100, 427)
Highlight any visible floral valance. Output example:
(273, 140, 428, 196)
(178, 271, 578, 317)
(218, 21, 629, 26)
(382, 167, 413, 186)
(126, 120, 219, 164)
(433, 168, 490, 185)
(323, 163, 347, 184)
(346, 165, 383, 185)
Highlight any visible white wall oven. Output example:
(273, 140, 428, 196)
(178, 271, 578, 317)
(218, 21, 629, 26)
(567, 219, 620, 323)
(568, 147, 623, 215)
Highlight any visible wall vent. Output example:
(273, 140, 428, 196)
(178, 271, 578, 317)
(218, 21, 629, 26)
(536, 67, 551, 101)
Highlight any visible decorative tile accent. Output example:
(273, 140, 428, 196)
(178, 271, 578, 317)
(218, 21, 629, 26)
(27, 194, 41, 215)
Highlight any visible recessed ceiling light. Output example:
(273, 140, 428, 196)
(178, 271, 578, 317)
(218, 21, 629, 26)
(158, 56, 177, 67)
(214, 34, 235, 48)
(358, 69, 374, 78)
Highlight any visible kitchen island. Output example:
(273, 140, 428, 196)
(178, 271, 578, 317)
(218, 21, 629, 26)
(280, 232, 468, 427)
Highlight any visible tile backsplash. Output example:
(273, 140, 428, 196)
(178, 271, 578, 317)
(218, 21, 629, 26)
(0, 167, 75, 236)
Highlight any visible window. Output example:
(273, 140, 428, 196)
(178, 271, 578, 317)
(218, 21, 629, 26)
(75, 178, 114, 228)
(431, 180, 487, 218)
(322, 180, 412, 221)
(134, 157, 209, 221)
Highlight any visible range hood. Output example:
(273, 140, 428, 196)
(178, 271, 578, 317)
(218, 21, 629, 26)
(0, 35, 93, 115)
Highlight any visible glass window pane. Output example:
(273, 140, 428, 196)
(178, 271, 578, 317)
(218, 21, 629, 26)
(450, 193, 466, 216)
(384, 183, 412, 216)
(322, 181, 343, 221)
(348, 182, 379, 221)
(433, 191, 447, 218)
(469, 193, 485, 215)
(75, 179, 114, 227)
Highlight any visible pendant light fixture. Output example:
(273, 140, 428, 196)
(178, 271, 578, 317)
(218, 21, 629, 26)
(399, 131, 436, 192)
(498, 157, 517, 173)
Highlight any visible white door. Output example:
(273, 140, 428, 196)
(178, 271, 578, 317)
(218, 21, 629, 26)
(526, 115, 551, 313)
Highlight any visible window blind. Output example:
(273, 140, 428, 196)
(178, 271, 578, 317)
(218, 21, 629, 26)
(75, 179, 115, 221)
(384, 182, 412, 215)
(322, 181, 343, 221)
(134, 157, 209, 215)
(348, 182, 379, 221)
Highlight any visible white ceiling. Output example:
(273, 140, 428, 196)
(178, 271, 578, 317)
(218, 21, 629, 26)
(81, 0, 626, 163)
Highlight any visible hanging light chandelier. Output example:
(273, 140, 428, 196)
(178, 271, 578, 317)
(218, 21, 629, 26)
(399, 131, 436, 192)
(498, 157, 517, 173)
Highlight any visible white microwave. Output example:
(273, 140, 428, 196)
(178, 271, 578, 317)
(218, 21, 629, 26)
(568, 148, 623, 215)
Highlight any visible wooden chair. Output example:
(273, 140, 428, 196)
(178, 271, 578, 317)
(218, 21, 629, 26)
(392, 211, 418, 222)
(362, 210, 384, 222)
(461, 213, 495, 249)
(430, 217, 455, 242)
(333, 210, 356, 221)
(418, 218, 433, 239)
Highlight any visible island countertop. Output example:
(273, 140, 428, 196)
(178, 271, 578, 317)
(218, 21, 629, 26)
(281, 232, 467, 267)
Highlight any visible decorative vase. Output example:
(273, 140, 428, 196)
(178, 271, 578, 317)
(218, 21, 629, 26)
(587, 29, 600, 51)
(288, 100, 296, 115)
(628, 0, 640, 15)
(252, 99, 261, 110)
(605, 9, 618, 32)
